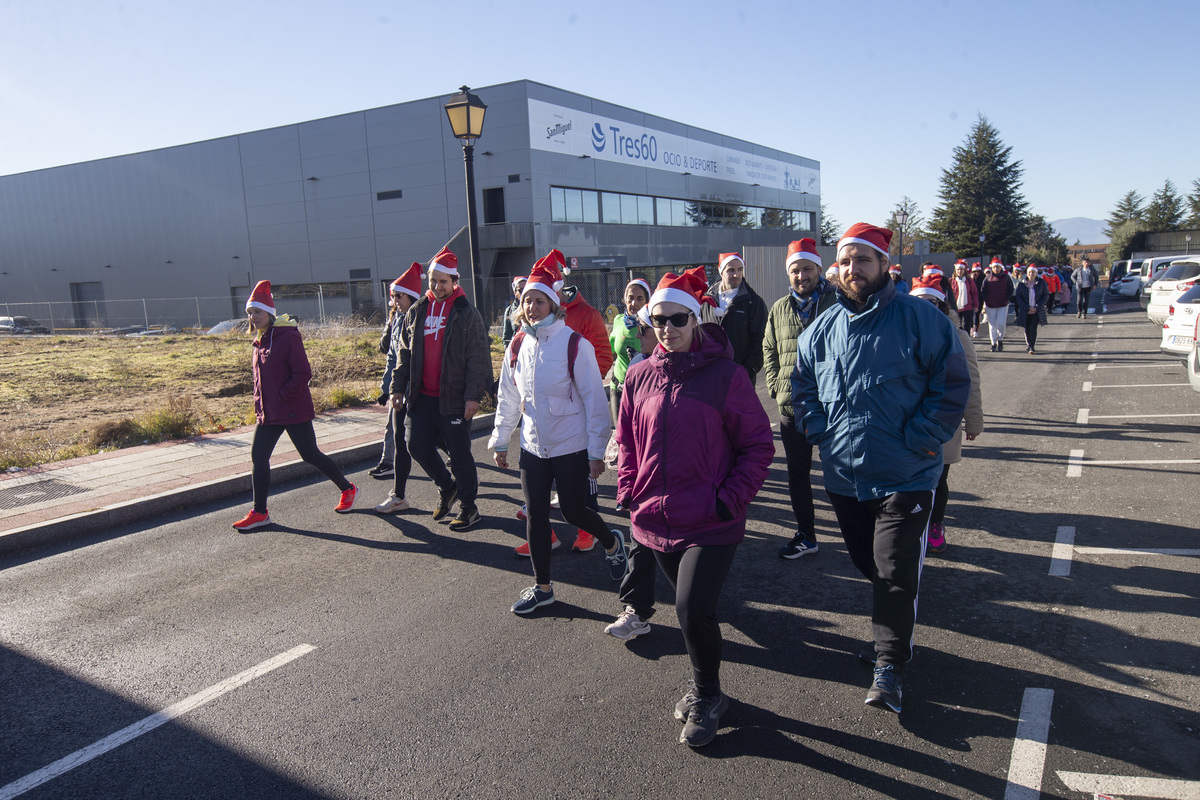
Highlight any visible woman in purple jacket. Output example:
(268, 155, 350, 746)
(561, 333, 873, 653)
(615, 267, 774, 748)
(232, 281, 357, 531)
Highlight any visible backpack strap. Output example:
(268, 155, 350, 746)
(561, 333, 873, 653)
(509, 329, 581, 382)
(508, 331, 526, 371)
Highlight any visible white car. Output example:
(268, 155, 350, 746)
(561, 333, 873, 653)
(1147, 259, 1200, 325)
(1110, 272, 1144, 298)
(1189, 338, 1200, 393)
(1160, 283, 1200, 357)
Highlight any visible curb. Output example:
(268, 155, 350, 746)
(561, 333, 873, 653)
(0, 412, 495, 558)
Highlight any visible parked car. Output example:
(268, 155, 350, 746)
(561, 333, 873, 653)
(1110, 272, 1144, 298)
(0, 315, 50, 334)
(1159, 282, 1200, 358)
(1189, 337, 1200, 394)
(1107, 259, 1132, 288)
(1147, 259, 1200, 325)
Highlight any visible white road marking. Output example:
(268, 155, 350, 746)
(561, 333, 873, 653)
(1049, 526, 1076, 576)
(1086, 383, 1191, 389)
(1086, 412, 1200, 420)
(1075, 546, 1200, 557)
(1082, 381, 1092, 392)
(1067, 450, 1085, 477)
(1003, 688, 1055, 800)
(1076, 408, 1089, 425)
(0, 644, 317, 800)
(1091, 363, 1182, 369)
(1083, 458, 1200, 466)
(1056, 771, 1200, 799)
(1088, 363, 1096, 371)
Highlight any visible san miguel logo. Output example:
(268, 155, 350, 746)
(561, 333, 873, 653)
(546, 121, 572, 139)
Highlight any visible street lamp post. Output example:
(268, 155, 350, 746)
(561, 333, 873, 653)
(896, 209, 909, 268)
(1187, 234, 1193, 255)
(979, 232, 986, 273)
(443, 86, 488, 308)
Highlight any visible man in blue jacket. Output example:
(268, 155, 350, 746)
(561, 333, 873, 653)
(793, 222, 970, 714)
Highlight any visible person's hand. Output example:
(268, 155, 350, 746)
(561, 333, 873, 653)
(390, 395, 405, 411)
(376, 392, 389, 406)
(966, 432, 980, 441)
(589, 459, 605, 480)
(464, 400, 480, 420)
(493, 451, 508, 470)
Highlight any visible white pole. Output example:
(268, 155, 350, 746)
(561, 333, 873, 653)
(142, 298, 149, 330)
(196, 297, 202, 330)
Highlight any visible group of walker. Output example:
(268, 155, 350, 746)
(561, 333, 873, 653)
(229, 222, 989, 746)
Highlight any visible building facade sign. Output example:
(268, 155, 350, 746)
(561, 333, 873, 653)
(528, 99, 819, 195)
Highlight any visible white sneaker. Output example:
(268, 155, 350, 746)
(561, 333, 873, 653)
(374, 494, 411, 514)
(604, 606, 650, 640)
(550, 492, 560, 509)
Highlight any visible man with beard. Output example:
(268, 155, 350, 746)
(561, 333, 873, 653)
(793, 222, 970, 714)
(763, 238, 837, 560)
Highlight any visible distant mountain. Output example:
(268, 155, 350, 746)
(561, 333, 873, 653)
(1050, 217, 1107, 245)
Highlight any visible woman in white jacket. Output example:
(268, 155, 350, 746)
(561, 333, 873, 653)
(488, 257, 628, 615)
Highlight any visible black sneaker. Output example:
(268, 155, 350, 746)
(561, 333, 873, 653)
(865, 664, 902, 713)
(432, 484, 458, 522)
(680, 691, 729, 747)
(779, 532, 818, 559)
(368, 462, 394, 479)
(448, 505, 480, 532)
(673, 680, 700, 721)
(604, 529, 628, 581)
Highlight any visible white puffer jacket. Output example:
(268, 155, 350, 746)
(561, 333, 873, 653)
(488, 317, 609, 461)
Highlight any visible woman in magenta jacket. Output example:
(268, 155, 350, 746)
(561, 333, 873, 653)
(231, 280, 357, 531)
(615, 267, 774, 748)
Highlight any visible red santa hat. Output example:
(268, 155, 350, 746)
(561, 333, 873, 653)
(626, 277, 652, 299)
(889, 264, 903, 275)
(650, 266, 717, 318)
(523, 250, 569, 305)
(971, 262, 983, 272)
(786, 238, 822, 269)
(954, 259, 968, 271)
(923, 264, 944, 278)
(245, 280, 275, 315)
(390, 262, 423, 303)
(989, 256, 1004, 268)
(511, 275, 528, 293)
(838, 222, 893, 258)
(909, 276, 947, 303)
(718, 252, 744, 272)
(430, 246, 458, 277)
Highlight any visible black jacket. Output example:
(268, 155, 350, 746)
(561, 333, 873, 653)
(700, 280, 768, 383)
(392, 292, 492, 416)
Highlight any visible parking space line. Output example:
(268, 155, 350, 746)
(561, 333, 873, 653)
(1075, 546, 1200, 557)
(1049, 526, 1075, 577)
(0, 644, 317, 800)
(1086, 412, 1200, 420)
(1067, 450, 1084, 477)
(1085, 383, 1191, 389)
(1003, 688, 1055, 800)
(1082, 381, 1092, 392)
(1076, 408, 1089, 425)
(1055, 771, 1200, 799)
(1084, 458, 1200, 466)
(1091, 363, 1183, 369)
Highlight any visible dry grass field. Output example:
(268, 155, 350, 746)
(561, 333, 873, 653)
(0, 321, 506, 470)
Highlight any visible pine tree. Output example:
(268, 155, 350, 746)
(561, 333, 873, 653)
(1106, 219, 1148, 263)
(1185, 178, 1200, 229)
(1144, 180, 1184, 232)
(819, 202, 841, 246)
(928, 115, 1029, 259)
(1104, 190, 1145, 237)
(885, 197, 925, 259)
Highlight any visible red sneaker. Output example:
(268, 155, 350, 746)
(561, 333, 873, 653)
(335, 484, 358, 513)
(232, 510, 271, 531)
(572, 530, 597, 552)
(515, 533, 559, 557)
(516, 505, 528, 521)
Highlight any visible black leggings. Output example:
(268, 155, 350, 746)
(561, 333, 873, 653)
(931, 463, 952, 524)
(1023, 312, 1040, 349)
(1078, 287, 1093, 314)
(390, 406, 412, 499)
(251, 422, 351, 512)
(958, 309, 976, 332)
(519, 449, 616, 586)
(653, 543, 738, 696)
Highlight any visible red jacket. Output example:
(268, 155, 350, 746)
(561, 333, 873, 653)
(949, 275, 980, 312)
(562, 287, 613, 378)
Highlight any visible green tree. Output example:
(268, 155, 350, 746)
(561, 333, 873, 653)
(1018, 214, 1069, 265)
(928, 115, 1029, 259)
(1103, 190, 1145, 238)
(1144, 179, 1184, 232)
(1185, 178, 1200, 229)
(819, 202, 840, 246)
(1106, 218, 1148, 263)
(884, 197, 926, 260)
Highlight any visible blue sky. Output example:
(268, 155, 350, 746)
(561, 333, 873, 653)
(2, 0, 1196, 234)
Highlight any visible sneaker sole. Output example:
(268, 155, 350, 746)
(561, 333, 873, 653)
(511, 596, 555, 615)
(448, 516, 480, 532)
(605, 623, 650, 641)
(865, 695, 901, 714)
(572, 541, 597, 552)
(232, 518, 272, 531)
(374, 504, 410, 514)
(779, 546, 817, 560)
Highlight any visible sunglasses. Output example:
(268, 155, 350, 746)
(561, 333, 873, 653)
(649, 312, 693, 329)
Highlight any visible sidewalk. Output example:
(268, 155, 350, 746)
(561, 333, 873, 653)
(0, 407, 492, 557)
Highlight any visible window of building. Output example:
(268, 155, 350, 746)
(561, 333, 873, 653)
(483, 187, 505, 224)
(548, 185, 813, 233)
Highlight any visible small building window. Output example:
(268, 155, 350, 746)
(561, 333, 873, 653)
(376, 190, 403, 201)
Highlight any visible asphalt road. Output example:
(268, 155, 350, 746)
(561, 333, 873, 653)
(2, 296, 1197, 800)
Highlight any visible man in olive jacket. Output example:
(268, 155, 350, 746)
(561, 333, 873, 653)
(700, 252, 768, 384)
(763, 238, 836, 560)
(391, 247, 493, 531)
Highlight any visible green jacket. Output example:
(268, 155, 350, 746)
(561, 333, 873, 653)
(763, 286, 836, 418)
